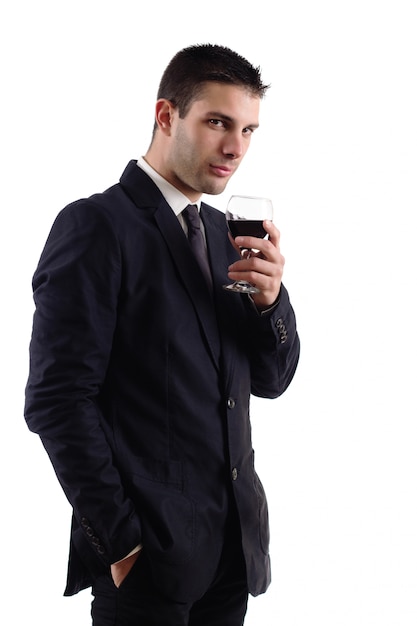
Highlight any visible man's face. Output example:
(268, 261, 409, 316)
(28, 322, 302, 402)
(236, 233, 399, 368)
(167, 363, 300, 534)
(164, 83, 260, 201)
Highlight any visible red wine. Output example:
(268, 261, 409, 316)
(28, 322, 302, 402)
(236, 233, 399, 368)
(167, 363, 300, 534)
(227, 219, 266, 239)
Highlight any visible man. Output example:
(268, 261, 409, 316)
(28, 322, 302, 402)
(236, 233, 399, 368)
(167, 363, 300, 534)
(25, 44, 300, 625)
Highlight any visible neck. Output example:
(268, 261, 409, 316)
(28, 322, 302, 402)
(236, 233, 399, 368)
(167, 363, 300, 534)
(144, 145, 202, 204)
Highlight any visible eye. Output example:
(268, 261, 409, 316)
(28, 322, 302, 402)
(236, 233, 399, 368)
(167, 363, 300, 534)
(242, 127, 255, 136)
(209, 119, 226, 128)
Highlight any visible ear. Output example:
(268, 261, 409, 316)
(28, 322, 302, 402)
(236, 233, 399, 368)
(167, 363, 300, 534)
(154, 99, 176, 135)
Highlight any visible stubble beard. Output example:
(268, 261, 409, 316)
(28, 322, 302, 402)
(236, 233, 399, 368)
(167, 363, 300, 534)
(174, 158, 232, 197)
(172, 128, 232, 197)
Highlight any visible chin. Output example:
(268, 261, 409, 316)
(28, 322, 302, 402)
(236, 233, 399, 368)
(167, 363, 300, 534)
(202, 181, 229, 196)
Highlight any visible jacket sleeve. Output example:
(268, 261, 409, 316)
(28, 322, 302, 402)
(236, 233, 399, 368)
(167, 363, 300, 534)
(24, 200, 142, 567)
(246, 284, 300, 399)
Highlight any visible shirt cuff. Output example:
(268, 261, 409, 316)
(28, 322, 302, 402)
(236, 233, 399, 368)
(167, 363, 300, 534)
(248, 294, 280, 316)
(112, 544, 143, 565)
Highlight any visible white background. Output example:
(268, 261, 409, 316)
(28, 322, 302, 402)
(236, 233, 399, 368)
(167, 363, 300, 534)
(1, 1, 416, 624)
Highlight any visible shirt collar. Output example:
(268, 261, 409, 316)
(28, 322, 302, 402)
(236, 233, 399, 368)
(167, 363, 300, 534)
(137, 157, 201, 215)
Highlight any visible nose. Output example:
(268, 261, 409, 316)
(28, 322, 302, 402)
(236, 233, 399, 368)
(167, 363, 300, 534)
(222, 132, 244, 159)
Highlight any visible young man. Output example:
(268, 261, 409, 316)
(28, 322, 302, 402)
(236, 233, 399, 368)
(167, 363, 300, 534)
(25, 44, 300, 625)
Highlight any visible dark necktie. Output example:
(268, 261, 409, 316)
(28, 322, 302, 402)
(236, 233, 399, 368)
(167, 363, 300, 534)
(183, 204, 213, 291)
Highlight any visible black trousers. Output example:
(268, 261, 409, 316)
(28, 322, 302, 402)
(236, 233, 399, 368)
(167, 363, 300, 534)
(91, 527, 248, 626)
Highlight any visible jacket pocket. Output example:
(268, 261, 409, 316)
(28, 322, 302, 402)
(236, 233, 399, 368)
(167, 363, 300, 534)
(253, 470, 270, 556)
(127, 457, 196, 565)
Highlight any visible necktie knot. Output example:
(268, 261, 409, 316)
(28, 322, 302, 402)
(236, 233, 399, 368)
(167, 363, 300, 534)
(183, 204, 201, 230)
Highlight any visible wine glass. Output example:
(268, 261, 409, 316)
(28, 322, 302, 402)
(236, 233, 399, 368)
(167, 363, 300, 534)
(223, 195, 273, 293)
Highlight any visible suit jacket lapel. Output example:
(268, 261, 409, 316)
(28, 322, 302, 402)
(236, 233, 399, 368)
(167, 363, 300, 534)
(119, 162, 222, 370)
(201, 204, 249, 392)
(155, 205, 222, 370)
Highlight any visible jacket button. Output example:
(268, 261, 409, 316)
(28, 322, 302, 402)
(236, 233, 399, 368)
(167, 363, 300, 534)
(227, 398, 236, 409)
(275, 318, 288, 344)
(275, 317, 284, 329)
(232, 467, 238, 481)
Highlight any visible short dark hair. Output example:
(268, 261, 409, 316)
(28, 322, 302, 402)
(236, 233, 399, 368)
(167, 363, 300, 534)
(154, 44, 269, 128)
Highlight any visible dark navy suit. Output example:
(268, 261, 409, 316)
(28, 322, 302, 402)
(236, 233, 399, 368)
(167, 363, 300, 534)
(25, 161, 300, 604)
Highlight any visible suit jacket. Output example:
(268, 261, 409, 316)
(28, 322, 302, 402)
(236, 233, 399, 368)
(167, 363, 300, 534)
(24, 160, 300, 602)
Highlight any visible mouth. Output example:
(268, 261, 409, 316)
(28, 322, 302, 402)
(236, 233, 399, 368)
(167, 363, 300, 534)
(209, 164, 234, 178)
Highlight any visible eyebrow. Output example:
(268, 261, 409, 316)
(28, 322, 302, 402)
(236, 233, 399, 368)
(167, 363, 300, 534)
(206, 111, 259, 130)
